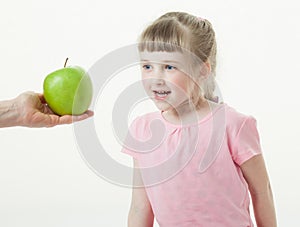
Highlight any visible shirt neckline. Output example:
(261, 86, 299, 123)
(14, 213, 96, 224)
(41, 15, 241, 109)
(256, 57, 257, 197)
(158, 103, 226, 128)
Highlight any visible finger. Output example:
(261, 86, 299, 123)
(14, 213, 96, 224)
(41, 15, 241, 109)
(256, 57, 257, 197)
(37, 93, 47, 104)
(41, 114, 71, 127)
(43, 104, 56, 115)
(58, 110, 94, 124)
(83, 110, 94, 117)
(28, 112, 60, 128)
(42, 110, 94, 127)
(55, 112, 92, 125)
(71, 110, 94, 122)
(56, 115, 74, 125)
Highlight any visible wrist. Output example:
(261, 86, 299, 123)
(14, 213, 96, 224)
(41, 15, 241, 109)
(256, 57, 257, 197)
(0, 97, 22, 127)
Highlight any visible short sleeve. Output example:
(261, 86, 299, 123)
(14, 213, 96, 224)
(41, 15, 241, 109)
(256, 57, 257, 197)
(231, 116, 263, 166)
(121, 116, 141, 160)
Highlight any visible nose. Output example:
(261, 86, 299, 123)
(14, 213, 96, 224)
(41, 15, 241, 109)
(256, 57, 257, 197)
(153, 77, 165, 85)
(152, 68, 166, 85)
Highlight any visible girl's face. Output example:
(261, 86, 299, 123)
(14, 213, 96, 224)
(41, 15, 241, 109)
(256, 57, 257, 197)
(140, 51, 198, 113)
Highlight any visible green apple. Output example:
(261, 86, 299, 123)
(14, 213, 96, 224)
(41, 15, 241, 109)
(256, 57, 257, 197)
(43, 59, 93, 115)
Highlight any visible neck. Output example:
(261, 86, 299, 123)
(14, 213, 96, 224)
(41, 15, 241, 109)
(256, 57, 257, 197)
(162, 99, 209, 125)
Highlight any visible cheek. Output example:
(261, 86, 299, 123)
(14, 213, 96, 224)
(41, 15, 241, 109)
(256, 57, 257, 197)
(141, 77, 152, 93)
(168, 74, 190, 93)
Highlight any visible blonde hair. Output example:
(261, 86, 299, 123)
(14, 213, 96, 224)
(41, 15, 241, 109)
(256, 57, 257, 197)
(138, 12, 218, 108)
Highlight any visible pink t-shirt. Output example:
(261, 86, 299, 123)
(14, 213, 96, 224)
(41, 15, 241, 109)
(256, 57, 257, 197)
(122, 103, 262, 227)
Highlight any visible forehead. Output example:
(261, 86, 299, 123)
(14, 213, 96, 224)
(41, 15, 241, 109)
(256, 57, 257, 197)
(139, 51, 189, 65)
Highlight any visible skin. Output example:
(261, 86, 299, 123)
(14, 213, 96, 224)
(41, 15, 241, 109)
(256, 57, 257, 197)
(128, 159, 154, 227)
(0, 91, 93, 128)
(141, 60, 190, 115)
(140, 51, 219, 125)
(127, 51, 277, 226)
(240, 154, 277, 227)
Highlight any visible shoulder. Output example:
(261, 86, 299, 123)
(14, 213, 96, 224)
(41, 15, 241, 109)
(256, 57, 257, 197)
(224, 103, 258, 136)
(225, 104, 250, 122)
(223, 103, 262, 165)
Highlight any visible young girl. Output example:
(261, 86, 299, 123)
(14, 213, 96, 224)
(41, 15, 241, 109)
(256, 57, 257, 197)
(122, 12, 276, 227)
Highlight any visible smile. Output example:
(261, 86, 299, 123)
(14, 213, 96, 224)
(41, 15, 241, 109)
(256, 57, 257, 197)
(153, 90, 171, 100)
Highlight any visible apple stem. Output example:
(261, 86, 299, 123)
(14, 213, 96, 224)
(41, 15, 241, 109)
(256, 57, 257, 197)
(64, 58, 69, 68)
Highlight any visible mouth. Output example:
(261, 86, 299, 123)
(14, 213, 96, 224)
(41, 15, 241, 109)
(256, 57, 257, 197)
(152, 90, 171, 99)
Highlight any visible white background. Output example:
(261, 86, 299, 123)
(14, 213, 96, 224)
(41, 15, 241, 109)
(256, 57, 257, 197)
(0, 0, 299, 226)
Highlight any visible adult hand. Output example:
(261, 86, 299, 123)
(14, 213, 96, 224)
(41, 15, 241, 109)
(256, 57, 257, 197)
(0, 91, 93, 128)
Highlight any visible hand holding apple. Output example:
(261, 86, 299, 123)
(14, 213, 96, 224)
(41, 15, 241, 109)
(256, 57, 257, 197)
(43, 58, 93, 115)
(0, 91, 94, 128)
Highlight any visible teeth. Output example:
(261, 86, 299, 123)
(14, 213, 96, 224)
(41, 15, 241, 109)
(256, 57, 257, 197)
(154, 91, 171, 94)
(153, 90, 170, 98)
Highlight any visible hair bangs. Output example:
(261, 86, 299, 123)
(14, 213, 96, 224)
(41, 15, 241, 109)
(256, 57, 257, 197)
(138, 19, 190, 53)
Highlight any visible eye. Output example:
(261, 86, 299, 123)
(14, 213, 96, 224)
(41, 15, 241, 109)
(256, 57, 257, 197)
(165, 65, 176, 70)
(142, 64, 152, 70)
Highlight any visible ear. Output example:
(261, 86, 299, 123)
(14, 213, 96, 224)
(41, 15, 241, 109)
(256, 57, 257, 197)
(199, 60, 211, 79)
